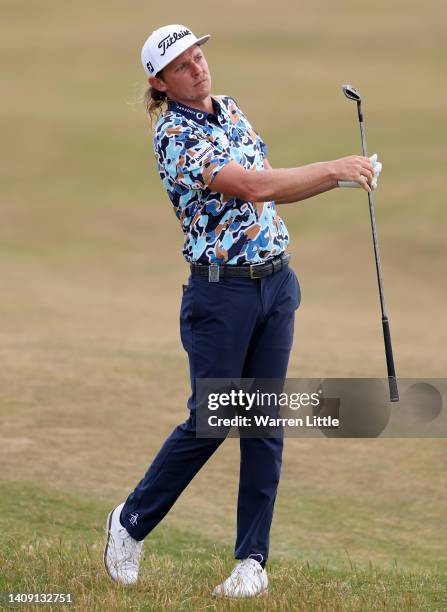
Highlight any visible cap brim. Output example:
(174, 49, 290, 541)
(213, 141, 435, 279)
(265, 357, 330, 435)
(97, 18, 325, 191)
(196, 34, 211, 46)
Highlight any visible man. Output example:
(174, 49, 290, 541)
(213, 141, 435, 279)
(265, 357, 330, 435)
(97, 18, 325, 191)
(104, 24, 381, 598)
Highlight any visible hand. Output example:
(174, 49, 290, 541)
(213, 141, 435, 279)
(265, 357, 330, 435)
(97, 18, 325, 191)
(336, 154, 382, 192)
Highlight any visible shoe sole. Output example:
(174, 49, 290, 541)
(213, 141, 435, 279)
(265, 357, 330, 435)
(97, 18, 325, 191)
(103, 507, 118, 583)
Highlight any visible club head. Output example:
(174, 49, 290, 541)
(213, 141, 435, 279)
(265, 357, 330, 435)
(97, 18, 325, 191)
(342, 84, 361, 102)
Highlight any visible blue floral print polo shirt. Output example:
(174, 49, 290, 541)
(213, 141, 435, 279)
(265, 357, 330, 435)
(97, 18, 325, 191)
(153, 95, 289, 264)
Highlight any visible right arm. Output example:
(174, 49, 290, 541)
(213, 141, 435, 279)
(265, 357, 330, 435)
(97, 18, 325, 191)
(209, 156, 374, 204)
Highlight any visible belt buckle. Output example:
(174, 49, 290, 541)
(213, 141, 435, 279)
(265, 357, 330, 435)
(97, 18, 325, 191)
(209, 264, 220, 283)
(249, 262, 264, 279)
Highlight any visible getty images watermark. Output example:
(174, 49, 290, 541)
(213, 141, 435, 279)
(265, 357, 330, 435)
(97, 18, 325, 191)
(195, 379, 446, 438)
(207, 388, 338, 429)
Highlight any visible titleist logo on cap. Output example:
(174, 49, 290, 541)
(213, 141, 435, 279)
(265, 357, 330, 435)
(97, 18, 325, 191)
(158, 29, 192, 56)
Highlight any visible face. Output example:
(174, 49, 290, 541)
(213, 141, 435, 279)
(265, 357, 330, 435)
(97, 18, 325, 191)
(149, 45, 211, 104)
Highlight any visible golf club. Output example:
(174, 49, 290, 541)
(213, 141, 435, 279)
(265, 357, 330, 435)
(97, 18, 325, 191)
(342, 84, 399, 402)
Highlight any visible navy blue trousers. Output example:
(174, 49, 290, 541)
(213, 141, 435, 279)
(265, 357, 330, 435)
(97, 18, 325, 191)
(121, 265, 300, 562)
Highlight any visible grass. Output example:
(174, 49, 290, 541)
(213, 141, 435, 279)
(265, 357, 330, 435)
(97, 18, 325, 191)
(1, 482, 446, 611)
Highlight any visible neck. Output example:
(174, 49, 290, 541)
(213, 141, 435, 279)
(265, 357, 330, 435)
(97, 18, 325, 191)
(171, 95, 213, 114)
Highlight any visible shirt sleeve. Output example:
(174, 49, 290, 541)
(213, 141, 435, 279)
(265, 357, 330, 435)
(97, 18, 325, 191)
(257, 134, 267, 159)
(161, 126, 231, 191)
(226, 96, 268, 159)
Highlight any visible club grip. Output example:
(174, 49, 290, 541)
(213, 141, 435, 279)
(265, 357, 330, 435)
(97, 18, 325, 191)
(388, 376, 399, 403)
(382, 318, 399, 402)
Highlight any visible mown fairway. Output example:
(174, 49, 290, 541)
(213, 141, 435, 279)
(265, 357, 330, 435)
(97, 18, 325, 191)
(1, 0, 446, 609)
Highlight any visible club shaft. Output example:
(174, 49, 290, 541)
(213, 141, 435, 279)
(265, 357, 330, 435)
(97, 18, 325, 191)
(366, 191, 388, 318)
(356, 102, 399, 402)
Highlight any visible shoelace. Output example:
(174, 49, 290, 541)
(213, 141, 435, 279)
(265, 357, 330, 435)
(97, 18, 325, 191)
(228, 560, 260, 584)
(117, 527, 143, 566)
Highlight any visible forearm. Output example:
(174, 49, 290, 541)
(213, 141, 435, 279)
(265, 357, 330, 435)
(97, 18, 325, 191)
(274, 166, 338, 203)
(209, 156, 373, 203)
(246, 163, 338, 203)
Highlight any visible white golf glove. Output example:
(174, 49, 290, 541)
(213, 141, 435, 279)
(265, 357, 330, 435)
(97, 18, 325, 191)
(338, 153, 383, 190)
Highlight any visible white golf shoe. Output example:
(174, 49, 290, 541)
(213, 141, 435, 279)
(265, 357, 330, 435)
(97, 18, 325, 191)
(104, 503, 143, 585)
(212, 557, 268, 598)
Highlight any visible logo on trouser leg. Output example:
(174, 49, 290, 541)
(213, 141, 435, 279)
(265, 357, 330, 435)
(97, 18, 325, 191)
(129, 513, 139, 526)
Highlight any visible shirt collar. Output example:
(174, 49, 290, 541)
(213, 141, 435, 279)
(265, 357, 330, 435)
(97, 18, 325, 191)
(167, 97, 222, 126)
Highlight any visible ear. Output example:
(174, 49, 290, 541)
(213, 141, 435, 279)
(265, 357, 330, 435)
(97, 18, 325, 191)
(149, 75, 167, 93)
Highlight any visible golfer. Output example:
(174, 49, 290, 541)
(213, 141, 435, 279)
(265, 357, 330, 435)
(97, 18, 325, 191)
(104, 24, 381, 598)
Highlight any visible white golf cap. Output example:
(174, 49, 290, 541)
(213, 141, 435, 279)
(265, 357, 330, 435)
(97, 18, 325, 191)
(141, 25, 210, 76)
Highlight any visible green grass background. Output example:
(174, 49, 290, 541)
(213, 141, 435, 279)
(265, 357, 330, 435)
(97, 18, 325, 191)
(1, 0, 446, 609)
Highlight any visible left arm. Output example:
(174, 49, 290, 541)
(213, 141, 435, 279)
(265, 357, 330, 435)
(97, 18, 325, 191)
(263, 158, 337, 204)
